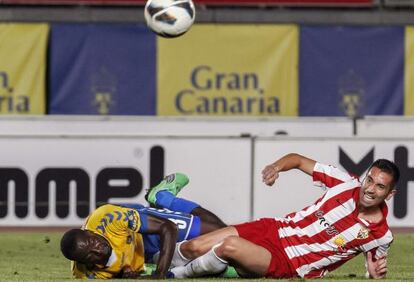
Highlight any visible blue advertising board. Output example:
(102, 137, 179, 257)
(49, 23, 156, 115)
(299, 26, 404, 117)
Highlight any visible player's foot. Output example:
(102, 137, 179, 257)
(145, 173, 189, 206)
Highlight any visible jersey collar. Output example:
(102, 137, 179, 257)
(105, 250, 117, 267)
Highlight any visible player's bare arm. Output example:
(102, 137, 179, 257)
(143, 215, 178, 279)
(365, 252, 388, 279)
(262, 153, 316, 186)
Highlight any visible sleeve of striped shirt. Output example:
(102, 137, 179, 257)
(312, 162, 354, 189)
(364, 243, 392, 278)
(374, 242, 392, 259)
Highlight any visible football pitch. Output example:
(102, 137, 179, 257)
(0, 232, 412, 281)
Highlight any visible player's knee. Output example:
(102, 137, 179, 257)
(181, 239, 205, 258)
(215, 236, 240, 258)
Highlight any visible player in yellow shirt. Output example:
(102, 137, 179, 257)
(60, 203, 177, 279)
(61, 173, 228, 279)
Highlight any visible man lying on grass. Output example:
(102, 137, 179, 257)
(60, 173, 226, 279)
(169, 153, 399, 280)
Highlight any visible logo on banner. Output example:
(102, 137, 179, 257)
(91, 68, 116, 115)
(0, 71, 30, 113)
(338, 69, 365, 118)
(0, 145, 165, 220)
(339, 146, 413, 219)
(174, 65, 279, 115)
(157, 24, 298, 116)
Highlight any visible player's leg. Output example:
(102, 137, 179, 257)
(215, 236, 271, 278)
(159, 225, 237, 269)
(171, 232, 271, 278)
(145, 173, 189, 207)
(191, 207, 226, 233)
(151, 193, 226, 232)
(179, 226, 238, 259)
(146, 173, 227, 233)
(139, 206, 198, 262)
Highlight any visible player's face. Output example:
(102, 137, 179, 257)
(359, 167, 396, 209)
(77, 231, 111, 266)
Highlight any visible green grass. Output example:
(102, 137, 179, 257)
(0, 232, 412, 281)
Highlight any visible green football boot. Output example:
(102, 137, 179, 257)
(145, 173, 189, 206)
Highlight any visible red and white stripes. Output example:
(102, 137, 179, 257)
(275, 163, 393, 278)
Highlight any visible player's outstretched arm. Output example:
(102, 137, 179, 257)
(145, 215, 178, 279)
(364, 251, 388, 279)
(262, 153, 316, 186)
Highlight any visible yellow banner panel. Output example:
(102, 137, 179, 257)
(405, 27, 414, 115)
(157, 24, 298, 116)
(0, 23, 49, 115)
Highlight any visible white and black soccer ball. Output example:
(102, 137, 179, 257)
(144, 0, 195, 38)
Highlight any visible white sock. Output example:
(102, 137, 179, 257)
(152, 241, 190, 267)
(170, 243, 228, 278)
(171, 241, 191, 267)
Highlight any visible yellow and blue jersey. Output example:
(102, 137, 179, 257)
(139, 206, 201, 262)
(72, 204, 145, 279)
(120, 203, 201, 262)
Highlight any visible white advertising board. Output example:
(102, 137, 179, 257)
(0, 116, 353, 137)
(254, 137, 414, 227)
(0, 136, 251, 226)
(357, 116, 414, 138)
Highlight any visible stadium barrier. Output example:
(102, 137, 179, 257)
(357, 116, 414, 138)
(0, 116, 353, 137)
(0, 0, 379, 7)
(0, 117, 412, 227)
(384, 0, 414, 7)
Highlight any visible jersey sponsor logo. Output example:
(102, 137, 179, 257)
(314, 210, 340, 236)
(332, 235, 347, 253)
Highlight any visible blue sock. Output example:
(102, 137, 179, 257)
(155, 191, 175, 208)
(155, 191, 200, 213)
(170, 198, 200, 214)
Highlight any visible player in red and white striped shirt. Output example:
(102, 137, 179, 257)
(170, 153, 399, 279)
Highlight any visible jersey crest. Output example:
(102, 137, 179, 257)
(357, 227, 370, 239)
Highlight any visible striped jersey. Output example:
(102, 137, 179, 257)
(276, 162, 393, 278)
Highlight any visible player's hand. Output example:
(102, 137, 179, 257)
(262, 164, 280, 186)
(366, 251, 387, 279)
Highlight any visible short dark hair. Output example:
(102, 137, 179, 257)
(60, 228, 84, 261)
(368, 159, 400, 188)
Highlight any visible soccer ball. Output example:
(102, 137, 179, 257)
(144, 0, 195, 38)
